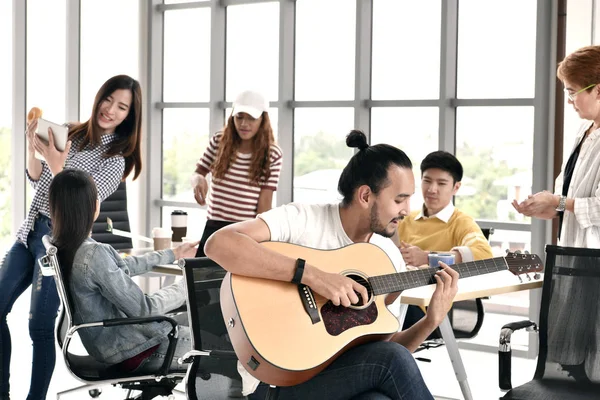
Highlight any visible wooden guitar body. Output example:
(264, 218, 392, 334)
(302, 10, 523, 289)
(220, 242, 400, 386)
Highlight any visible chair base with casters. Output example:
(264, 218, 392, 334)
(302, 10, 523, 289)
(39, 235, 187, 400)
(498, 245, 600, 399)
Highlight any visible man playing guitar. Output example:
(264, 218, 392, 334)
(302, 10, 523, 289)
(205, 130, 459, 400)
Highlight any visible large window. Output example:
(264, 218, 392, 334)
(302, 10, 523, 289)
(226, 3, 279, 102)
(293, 108, 354, 203)
(25, 0, 67, 223)
(80, 0, 140, 118)
(295, 0, 356, 101)
(455, 107, 534, 227)
(161, 7, 211, 209)
(371, 0, 441, 100)
(0, 0, 12, 253)
(163, 8, 211, 103)
(457, 0, 537, 98)
(27, 0, 66, 123)
(371, 107, 439, 208)
(162, 109, 210, 202)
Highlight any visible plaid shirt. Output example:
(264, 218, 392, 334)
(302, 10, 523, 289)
(18, 133, 125, 246)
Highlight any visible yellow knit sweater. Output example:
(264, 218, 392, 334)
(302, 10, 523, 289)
(397, 208, 493, 261)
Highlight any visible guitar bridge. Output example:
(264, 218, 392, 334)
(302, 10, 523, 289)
(298, 284, 321, 324)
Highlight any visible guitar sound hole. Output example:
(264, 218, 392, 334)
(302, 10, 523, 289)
(345, 273, 373, 307)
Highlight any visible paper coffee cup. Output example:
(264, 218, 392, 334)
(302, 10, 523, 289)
(152, 227, 172, 251)
(171, 210, 188, 243)
(428, 252, 455, 267)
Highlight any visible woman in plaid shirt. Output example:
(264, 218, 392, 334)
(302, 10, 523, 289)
(0, 75, 143, 400)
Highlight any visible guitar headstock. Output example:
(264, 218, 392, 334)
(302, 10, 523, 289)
(505, 252, 544, 275)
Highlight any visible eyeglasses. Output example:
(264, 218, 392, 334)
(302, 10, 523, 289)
(565, 83, 597, 101)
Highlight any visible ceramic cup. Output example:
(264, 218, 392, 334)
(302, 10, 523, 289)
(428, 252, 456, 268)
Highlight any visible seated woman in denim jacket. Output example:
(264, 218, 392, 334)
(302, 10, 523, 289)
(48, 169, 198, 373)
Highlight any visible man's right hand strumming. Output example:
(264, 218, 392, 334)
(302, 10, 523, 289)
(302, 265, 369, 308)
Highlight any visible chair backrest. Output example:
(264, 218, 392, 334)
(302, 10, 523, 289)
(181, 257, 245, 399)
(481, 227, 494, 241)
(91, 181, 133, 250)
(533, 245, 600, 388)
(447, 225, 492, 339)
(39, 235, 74, 350)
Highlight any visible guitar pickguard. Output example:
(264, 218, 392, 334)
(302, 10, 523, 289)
(321, 302, 378, 336)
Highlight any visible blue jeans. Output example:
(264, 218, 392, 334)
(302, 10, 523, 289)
(0, 215, 59, 400)
(250, 341, 433, 400)
(133, 312, 192, 374)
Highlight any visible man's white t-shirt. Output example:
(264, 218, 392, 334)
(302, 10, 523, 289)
(238, 202, 408, 395)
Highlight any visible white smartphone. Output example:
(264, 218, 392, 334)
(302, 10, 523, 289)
(35, 118, 69, 161)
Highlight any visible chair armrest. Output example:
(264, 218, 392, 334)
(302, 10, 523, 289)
(501, 320, 537, 334)
(69, 315, 179, 377)
(168, 304, 187, 314)
(103, 315, 177, 328)
(498, 320, 538, 390)
(179, 349, 238, 365)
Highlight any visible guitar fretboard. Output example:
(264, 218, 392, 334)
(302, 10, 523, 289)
(369, 257, 508, 295)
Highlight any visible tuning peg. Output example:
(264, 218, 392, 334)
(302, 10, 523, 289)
(517, 274, 523, 283)
(524, 250, 530, 255)
(525, 273, 532, 281)
(534, 273, 541, 280)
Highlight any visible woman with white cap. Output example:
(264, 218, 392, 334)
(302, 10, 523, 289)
(191, 90, 283, 258)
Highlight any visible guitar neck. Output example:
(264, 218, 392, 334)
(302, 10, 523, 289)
(369, 257, 508, 295)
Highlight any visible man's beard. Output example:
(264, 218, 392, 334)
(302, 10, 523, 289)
(369, 202, 396, 238)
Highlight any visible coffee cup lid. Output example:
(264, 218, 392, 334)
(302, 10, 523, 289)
(171, 210, 188, 215)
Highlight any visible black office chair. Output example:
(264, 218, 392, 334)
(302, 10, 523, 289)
(92, 181, 133, 250)
(498, 244, 600, 399)
(179, 257, 246, 399)
(39, 235, 186, 399)
(447, 227, 494, 339)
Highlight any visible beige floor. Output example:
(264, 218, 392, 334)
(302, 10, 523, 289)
(7, 288, 536, 399)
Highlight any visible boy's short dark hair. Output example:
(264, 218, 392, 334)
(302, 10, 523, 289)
(420, 151, 463, 183)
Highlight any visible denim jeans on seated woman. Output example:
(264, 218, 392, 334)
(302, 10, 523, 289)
(250, 341, 433, 400)
(0, 214, 59, 400)
(132, 312, 192, 374)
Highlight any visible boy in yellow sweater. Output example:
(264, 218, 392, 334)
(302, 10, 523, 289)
(397, 151, 492, 332)
(395, 150, 492, 267)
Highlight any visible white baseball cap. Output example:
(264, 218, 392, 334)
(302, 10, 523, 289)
(232, 90, 269, 119)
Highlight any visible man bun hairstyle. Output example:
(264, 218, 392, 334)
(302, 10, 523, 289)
(338, 130, 412, 206)
(346, 129, 370, 150)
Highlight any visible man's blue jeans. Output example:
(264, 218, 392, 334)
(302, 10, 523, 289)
(0, 215, 59, 400)
(250, 341, 434, 400)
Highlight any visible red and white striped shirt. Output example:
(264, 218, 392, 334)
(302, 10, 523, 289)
(195, 132, 283, 222)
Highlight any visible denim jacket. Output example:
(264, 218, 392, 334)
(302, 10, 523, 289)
(69, 238, 185, 364)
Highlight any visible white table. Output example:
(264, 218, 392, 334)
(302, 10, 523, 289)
(400, 271, 543, 400)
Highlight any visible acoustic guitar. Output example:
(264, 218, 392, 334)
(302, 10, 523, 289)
(220, 241, 543, 387)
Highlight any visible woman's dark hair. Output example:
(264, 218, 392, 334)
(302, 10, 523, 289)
(338, 130, 412, 206)
(49, 169, 98, 277)
(68, 74, 143, 181)
(420, 150, 463, 183)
